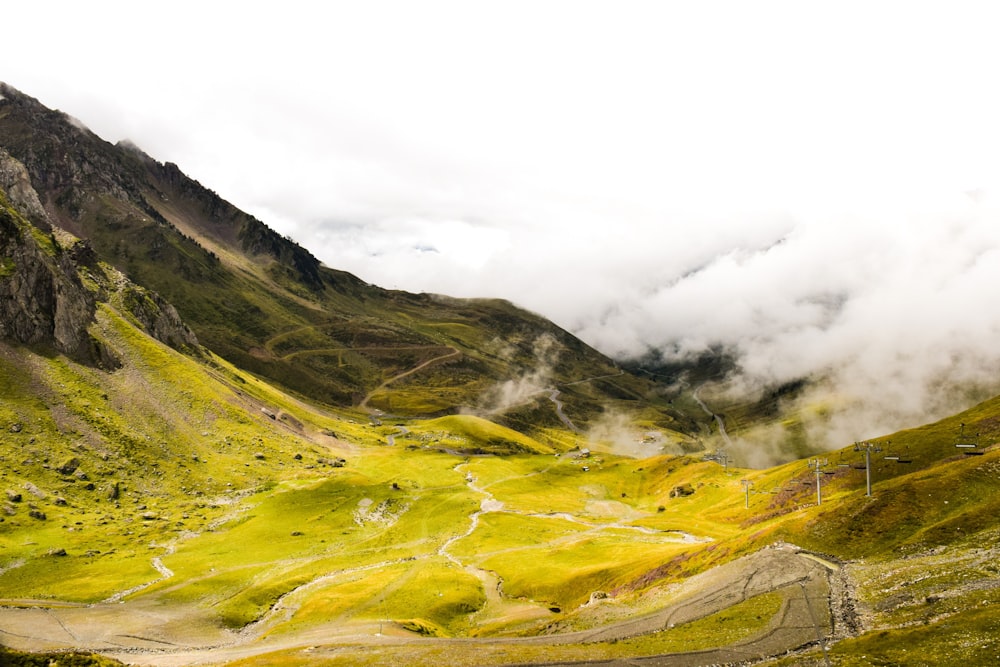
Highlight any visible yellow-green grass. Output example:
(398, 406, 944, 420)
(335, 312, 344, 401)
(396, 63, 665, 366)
(6, 274, 1000, 667)
(125, 452, 480, 626)
(0, 645, 124, 666)
(776, 445, 1000, 558)
(222, 591, 784, 667)
(448, 512, 589, 557)
(253, 558, 487, 637)
(475, 534, 692, 609)
(365, 386, 462, 415)
(372, 558, 487, 633)
(616, 589, 785, 653)
(100, 300, 385, 451)
(0, 547, 160, 602)
(0, 305, 362, 603)
(464, 456, 629, 515)
(530, 426, 588, 451)
(147, 479, 471, 570)
(467, 455, 744, 542)
(411, 415, 554, 454)
(271, 561, 404, 632)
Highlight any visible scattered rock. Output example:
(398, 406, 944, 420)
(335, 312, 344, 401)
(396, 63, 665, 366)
(47, 548, 67, 557)
(670, 484, 696, 498)
(254, 452, 266, 460)
(6, 490, 21, 503)
(54, 496, 68, 506)
(56, 457, 80, 475)
(2, 503, 16, 516)
(9, 422, 22, 433)
(318, 457, 346, 468)
(23, 482, 45, 499)
(106, 482, 120, 500)
(294, 453, 303, 460)
(141, 511, 158, 521)
(29, 509, 47, 520)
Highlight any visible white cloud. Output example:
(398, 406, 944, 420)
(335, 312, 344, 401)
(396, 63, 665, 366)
(6, 1, 1000, 449)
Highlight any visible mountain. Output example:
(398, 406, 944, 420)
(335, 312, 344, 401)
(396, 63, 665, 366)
(1, 85, 998, 667)
(0, 83, 698, 442)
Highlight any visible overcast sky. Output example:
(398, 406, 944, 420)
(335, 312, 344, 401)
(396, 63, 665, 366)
(7, 1, 1000, 446)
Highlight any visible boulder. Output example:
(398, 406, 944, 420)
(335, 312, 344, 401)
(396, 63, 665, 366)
(669, 483, 695, 498)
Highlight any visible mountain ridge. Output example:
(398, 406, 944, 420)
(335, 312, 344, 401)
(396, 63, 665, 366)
(0, 82, 692, 438)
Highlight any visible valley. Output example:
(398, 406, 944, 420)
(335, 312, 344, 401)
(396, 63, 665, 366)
(2, 83, 1000, 666)
(2, 311, 999, 665)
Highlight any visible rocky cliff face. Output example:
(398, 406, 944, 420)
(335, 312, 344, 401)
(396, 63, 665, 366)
(0, 149, 199, 363)
(0, 146, 51, 229)
(117, 281, 200, 352)
(0, 175, 103, 363)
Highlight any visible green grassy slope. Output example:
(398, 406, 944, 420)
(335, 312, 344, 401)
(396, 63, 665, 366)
(3, 83, 1000, 665)
(1, 280, 998, 665)
(0, 84, 696, 438)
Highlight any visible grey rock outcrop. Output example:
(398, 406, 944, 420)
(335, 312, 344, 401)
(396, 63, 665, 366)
(0, 149, 198, 359)
(0, 181, 104, 364)
(0, 148, 51, 228)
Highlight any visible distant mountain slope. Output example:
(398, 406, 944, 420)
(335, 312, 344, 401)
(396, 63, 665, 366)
(0, 83, 695, 439)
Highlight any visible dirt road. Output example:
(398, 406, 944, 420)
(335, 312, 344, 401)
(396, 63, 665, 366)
(0, 543, 840, 667)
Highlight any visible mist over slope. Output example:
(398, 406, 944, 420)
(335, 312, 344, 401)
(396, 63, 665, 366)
(600, 198, 1000, 452)
(0, 83, 695, 446)
(6, 79, 1000, 460)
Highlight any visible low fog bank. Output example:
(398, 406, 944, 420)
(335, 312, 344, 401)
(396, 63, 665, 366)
(448, 193, 1000, 463)
(606, 194, 1000, 456)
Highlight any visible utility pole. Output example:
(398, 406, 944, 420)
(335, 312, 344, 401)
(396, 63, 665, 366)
(853, 441, 881, 497)
(741, 479, 752, 509)
(808, 458, 828, 505)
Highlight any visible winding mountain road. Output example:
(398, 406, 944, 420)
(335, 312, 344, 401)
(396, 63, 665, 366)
(547, 389, 581, 433)
(692, 383, 733, 448)
(359, 346, 461, 410)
